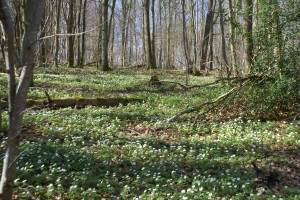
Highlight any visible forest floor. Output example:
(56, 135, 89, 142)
(0, 67, 299, 199)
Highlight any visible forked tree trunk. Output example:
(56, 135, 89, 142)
(0, 2, 18, 198)
(0, 1, 46, 199)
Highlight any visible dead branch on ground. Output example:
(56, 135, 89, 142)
(167, 79, 251, 122)
(153, 74, 262, 90)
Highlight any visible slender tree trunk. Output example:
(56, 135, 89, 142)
(151, 0, 157, 67)
(243, 0, 253, 73)
(121, 0, 131, 67)
(0, 1, 46, 199)
(158, 0, 163, 68)
(190, 0, 199, 75)
(181, 0, 190, 84)
(228, 0, 238, 76)
(13, 0, 23, 66)
(142, 5, 146, 65)
(0, 3, 16, 113)
(271, 0, 282, 75)
(208, 22, 214, 71)
(39, 10, 46, 67)
(200, 0, 214, 70)
(181, 0, 190, 66)
(143, 0, 156, 69)
(97, 2, 103, 69)
(166, 0, 172, 68)
(67, 0, 75, 68)
(77, 0, 83, 67)
(110, 18, 115, 66)
(54, 0, 62, 68)
(100, 0, 110, 71)
(219, 0, 230, 76)
(80, 0, 87, 67)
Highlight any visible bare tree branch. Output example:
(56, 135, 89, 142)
(167, 80, 251, 122)
(39, 20, 107, 40)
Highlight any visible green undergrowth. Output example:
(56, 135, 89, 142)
(0, 67, 299, 199)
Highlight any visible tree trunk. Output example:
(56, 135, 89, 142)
(77, 0, 83, 67)
(38, 10, 46, 68)
(166, 0, 173, 68)
(0, 2, 16, 197)
(190, 0, 199, 75)
(67, 0, 75, 68)
(54, 0, 62, 68)
(121, 0, 131, 67)
(97, 2, 103, 69)
(100, 0, 110, 71)
(143, 0, 156, 69)
(0, 1, 46, 199)
(200, 0, 214, 70)
(218, 0, 230, 76)
(151, 0, 157, 67)
(208, 19, 214, 71)
(110, 17, 115, 66)
(181, 0, 190, 72)
(228, 0, 238, 76)
(80, 0, 87, 67)
(182, 0, 189, 84)
(243, 0, 253, 73)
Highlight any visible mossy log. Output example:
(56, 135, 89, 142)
(1, 97, 142, 109)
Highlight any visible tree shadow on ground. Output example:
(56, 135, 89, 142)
(10, 128, 299, 199)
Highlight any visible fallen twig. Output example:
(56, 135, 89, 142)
(167, 80, 251, 122)
(154, 74, 262, 90)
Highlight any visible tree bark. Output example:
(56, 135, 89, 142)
(80, 0, 87, 67)
(151, 0, 157, 67)
(54, 0, 62, 68)
(200, 0, 214, 70)
(121, 0, 131, 67)
(219, 0, 230, 77)
(181, 0, 190, 84)
(1, 97, 143, 109)
(0, 1, 46, 199)
(166, 0, 174, 68)
(243, 0, 253, 73)
(67, 0, 75, 68)
(76, 0, 83, 67)
(143, 0, 156, 69)
(0, 3, 16, 197)
(228, 0, 238, 76)
(190, 0, 199, 74)
(100, 0, 110, 71)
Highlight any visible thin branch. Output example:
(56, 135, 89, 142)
(153, 79, 221, 89)
(167, 80, 251, 122)
(38, 20, 107, 40)
(156, 74, 263, 90)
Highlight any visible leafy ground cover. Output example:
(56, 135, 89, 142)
(0, 67, 299, 199)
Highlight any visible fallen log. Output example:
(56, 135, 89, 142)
(1, 97, 143, 109)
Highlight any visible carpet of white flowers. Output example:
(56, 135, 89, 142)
(0, 68, 299, 199)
